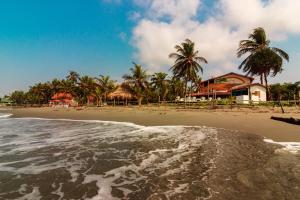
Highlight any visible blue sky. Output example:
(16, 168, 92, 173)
(0, 0, 299, 96)
(0, 0, 137, 96)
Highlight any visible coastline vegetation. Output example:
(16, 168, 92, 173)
(1, 27, 299, 107)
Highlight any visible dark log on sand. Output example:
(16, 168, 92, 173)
(271, 116, 300, 125)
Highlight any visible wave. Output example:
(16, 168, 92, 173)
(0, 117, 214, 199)
(0, 113, 12, 118)
(264, 139, 300, 154)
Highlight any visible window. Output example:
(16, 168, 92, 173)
(232, 89, 248, 96)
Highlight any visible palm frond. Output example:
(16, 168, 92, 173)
(272, 47, 289, 62)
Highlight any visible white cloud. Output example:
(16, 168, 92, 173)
(128, 11, 142, 21)
(131, 0, 300, 77)
(149, 0, 200, 21)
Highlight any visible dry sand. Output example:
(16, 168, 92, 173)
(6, 107, 300, 142)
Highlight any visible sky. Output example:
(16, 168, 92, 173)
(0, 0, 300, 96)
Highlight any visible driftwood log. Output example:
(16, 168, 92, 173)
(271, 116, 300, 125)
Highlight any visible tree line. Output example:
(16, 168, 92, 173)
(4, 27, 299, 106)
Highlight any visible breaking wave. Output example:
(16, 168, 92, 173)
(0, 117, 217, 199)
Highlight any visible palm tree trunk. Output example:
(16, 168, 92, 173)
(158, 95, 160, 105)
(138, 97, 142, 107)
(260, 74, 264, 85)
(184, 78, 188, 107)
(264, 73, 271, 101)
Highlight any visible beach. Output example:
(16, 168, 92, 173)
(1, 108, 300, 199)
(7, 107, 300, 142)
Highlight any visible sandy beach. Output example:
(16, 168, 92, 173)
(1, 107, 300, 199)
(5, 107, 300, 142)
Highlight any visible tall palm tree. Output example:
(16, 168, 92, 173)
(237, 27, 289, 99)
(96, 75, 116, 103)
(151, 72, 169, 102)
(123, 62, 148, 106)
(169, 39, 207, 100)
(66, 71, 80, 84)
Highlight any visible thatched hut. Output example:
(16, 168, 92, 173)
(107, 85, 134, 106)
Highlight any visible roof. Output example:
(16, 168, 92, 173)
(107, 85, 133, 100)
(52, 93, 73, 100)
(191, 91, 231, 97)
(231, 83, 266, 91)
(201, 72, 254, 83)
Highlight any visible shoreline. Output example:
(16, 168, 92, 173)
(5, 107, 300, 142)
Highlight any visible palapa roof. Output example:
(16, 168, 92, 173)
(108, 85, 133, 100)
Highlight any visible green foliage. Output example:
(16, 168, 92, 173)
(150, 72, 169, 102)
(122, 62, 149, 105)
(169, 39, 207, 98)
(270, 82, 299, 100)
(237, 27, 289, 99)
(96, 75, 116, 103)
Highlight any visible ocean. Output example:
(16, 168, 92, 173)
(0, 113, 299, 200)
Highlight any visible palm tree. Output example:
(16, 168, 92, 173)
(49, 79, 62, 95)
(296, 81, 300, 100)
(66, 71, 80, 84)
(28, 83, 51, 105)
(96, 75, 116, 103)
(237, 27, 289, 99)
(94, 87, 103, 107)
(79, 76, 96, 105)
(123, 62, 148, 106)
(151, 72, 169, 103)
(169, 39, 207, 101)
(169, 77, 185, 100)
(60, 79, 73, 93)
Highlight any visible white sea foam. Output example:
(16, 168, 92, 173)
(0, 117, 215, 199)
(264, 139, 300, 154)
(0, 113, 12, 118)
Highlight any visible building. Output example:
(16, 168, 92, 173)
(192, 72, 266, 104)
(49, 92, 77, 107)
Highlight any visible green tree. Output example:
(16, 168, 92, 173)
(27, 83, 51, 105)
(169, 77, 185, 100)
(169, 39, 207, 101)
(150, 72, 169, 102)
(79, 76, 96, 105)
(237, 27, 289, 99)
(270, 82, 300, 101)
(66, 70, 80, 84)
(10, 90, 26, 105)
(96, 75, 116, 103)
(123, 62, 148, 106)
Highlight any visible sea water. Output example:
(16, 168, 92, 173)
(0, 113, 216, 199)
(1, 113, 299, 200)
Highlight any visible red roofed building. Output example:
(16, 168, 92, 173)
(49, 92, 78, 107)
(192, 72, 266, 103)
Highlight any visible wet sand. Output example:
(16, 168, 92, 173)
(1, 107, 300, 199)
(7, 107, 300, 142)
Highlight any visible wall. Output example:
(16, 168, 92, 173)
(250, 85, 266, 102)
(236, 95, 249, 104)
